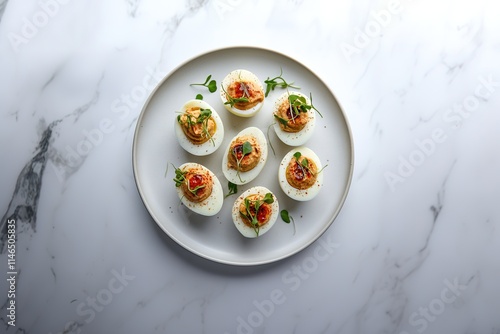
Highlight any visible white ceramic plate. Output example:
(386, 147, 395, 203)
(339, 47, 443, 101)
(133, 46, 354, 266)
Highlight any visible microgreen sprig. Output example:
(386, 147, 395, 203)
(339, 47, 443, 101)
(222, 84, 249, 108)
(293, 151, 313, 176)
(293, 152, 308, 167)
(288, 93, 323, 118)
(280, 209, 296, 235)
(241, 193, 274, 236)
(187, 183, 205, 196)
(273, 114, 289, 127)
(199, 109, 216, 146)
(190, 75, 217, 93)
(197, 108, 212, 123)
(177, 108, 215, 146)
(264, 68, 300, 97)
(273, 93, 322, 129)
(172, 164, 186, 187)
(293, 151, 328, 176)
(168, 163, 187, 205)
(171, 164, 205, 197)
(225, 181, 238, 198)
(309, 93, 323, 118)
(232, 141, 252, 183)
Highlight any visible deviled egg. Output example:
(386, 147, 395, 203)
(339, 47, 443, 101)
(220, 69, 265, 117)
(175, 99, 224, 156)
(278, 147, 324, 201)
(272, 91, 316, 146)
(172, 162, 223, 216)
(232, 186, 279, 238)
(222, 127, 268, 185)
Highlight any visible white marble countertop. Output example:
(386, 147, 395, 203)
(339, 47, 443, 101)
(1, 0, 500, 333)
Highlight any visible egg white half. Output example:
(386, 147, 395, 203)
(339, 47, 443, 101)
(175, 162, 224, 216)
(222, 127, 268, 185)
(220, 69, 264, 117)
(174, 100, 224, 156)
(278, 147, 324, 201)
(231, 186, 279, 238)
(273, 91, 316, 146)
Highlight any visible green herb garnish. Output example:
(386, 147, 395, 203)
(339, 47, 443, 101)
(241, 192, 275, 236)
(195, 94, 203, 100)
(273, 92, 322, 130)
(273, 114, 289, 127)
(177, 108, 215, 146)
(262, 192, 274, 204)
(187, 183, 205, 196)
(225, 181, 238, 198)
(301, 157, 309, 168)
(293, 151, 311, 176)
(288, 93, 323, 118)
(242, 141, 252, 155)
(280, 209, 291, 223)
(264, 68, 300, 97)
(169, 164, 187, 204)
(280, 209, 296, 235)
(293, 151, 328, 176)
(172, 164, 187, 187)
(288, 94, 307, 118)
(171, 164, 205, 197)
(190, 75, 217, 93)
(287, 92, 323, 119)
(232, 140, 252, 183)
(222, 84, 249, 108)
(309, 92, 323, 118)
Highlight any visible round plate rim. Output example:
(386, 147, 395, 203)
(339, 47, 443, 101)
(132, 45, 355, 266)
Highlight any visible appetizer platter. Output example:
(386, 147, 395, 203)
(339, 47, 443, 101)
(133, 46, 353, 266)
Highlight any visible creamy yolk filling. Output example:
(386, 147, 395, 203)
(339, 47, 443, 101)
(286, 155, 318, 190)
(226, 80, 264, 110)
(178, 107, 216, 144)
(227, 135, 261, 172)
(181, 168, 213, 203)
(238, 194, 272, 227)
(275, 100, 310, 133)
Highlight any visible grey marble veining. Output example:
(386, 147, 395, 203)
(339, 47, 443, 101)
(1, 121, 55, 251)
(0, 1, 8, 22)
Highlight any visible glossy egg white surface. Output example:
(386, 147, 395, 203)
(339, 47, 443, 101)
(278, 147, 324, 201)
(231, 186, 279, 238)
(220, 69, 264, 117)
(222, 127, 268, 185)
(174, 99, 224, 156)
(175, 162, 224, 216)
(273, 91, 316, 146)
